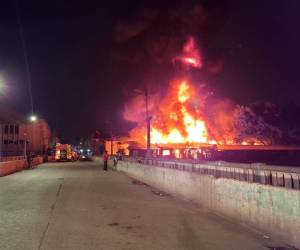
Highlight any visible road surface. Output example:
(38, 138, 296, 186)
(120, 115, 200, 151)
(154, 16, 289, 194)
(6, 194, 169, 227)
(0, 161, 283, 250)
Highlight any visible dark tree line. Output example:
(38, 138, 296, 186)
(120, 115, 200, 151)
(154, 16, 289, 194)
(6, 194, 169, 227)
(233, 102, 300, 145)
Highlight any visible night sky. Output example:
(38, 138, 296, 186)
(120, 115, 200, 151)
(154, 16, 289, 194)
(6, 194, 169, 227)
(0, 0, 300, 142)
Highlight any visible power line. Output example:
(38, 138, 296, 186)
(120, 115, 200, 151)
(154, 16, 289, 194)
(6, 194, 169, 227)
(15, 0, 34, 115)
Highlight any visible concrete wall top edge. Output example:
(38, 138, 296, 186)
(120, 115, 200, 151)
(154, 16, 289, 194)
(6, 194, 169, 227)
(142, 158, 300, 174)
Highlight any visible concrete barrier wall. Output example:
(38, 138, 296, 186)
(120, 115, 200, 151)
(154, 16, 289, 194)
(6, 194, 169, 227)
(31, 156, 43, 166)
(48, 156, 56, 162)
(0, 160, 27, 177)
(0, 156, 44, 177)
(116, 161, 300, 249)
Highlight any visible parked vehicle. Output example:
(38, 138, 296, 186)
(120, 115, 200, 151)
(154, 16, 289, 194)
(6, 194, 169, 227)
(78, 148, 93, 161)
(55, 144, 76, 161)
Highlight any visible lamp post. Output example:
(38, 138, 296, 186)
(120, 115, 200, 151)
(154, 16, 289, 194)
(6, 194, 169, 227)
(24, 114, 38, 158)
(29, 115, 37, 122)
(0, 77, 5, 92)
(23, 132, 27, 158)
(0, 77, 6, 161)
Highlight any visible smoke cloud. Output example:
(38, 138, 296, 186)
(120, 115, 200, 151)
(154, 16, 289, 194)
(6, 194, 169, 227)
(111, 1, 227, 90)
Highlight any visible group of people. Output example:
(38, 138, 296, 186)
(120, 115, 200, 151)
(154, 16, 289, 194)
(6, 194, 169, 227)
(101, 150, 123, 171)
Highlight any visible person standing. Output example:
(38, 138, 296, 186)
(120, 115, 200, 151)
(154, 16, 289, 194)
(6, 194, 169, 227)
(102, 150, 108, 171)
(27, 152, 33, 169)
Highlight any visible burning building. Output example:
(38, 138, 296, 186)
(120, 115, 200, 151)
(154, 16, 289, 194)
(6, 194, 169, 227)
(119, 34, 300, 162)
(124, 36, 266, 150)
(111, 2, 300, 164)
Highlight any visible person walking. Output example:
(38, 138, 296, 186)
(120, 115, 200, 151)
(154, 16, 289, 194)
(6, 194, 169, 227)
(102, 150, 108, 171)
(113, 154, 118, 168)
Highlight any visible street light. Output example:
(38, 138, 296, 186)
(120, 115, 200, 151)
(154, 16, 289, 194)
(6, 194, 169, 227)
(0, 76, 6, 93)
(0, 76, 6, 161)
(0, 80, 4, 92)
(24, 114, 38, 158)
(29, 114, 37, 122)
(23, 133, 27, 157)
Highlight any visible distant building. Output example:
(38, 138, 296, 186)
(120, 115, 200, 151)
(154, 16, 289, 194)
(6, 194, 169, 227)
(0, 108, 51, 156)
(82, 130, 103, 156)
(91, 130, 103, 156)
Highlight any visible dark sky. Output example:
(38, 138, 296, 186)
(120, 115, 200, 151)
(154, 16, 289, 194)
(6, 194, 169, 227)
(0, 0, 300, 142)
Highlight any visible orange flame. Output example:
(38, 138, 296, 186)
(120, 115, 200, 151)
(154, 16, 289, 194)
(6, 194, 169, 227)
(126, 80, 210, 146)
(126, 80, 266, 147)
(151, 81, 208, 145)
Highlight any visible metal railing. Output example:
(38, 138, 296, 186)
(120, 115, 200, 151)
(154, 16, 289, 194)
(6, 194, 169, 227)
(123, 157, 300, 190)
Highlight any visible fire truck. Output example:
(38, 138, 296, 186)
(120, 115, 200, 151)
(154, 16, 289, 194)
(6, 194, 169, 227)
(55, 144, 76, 161)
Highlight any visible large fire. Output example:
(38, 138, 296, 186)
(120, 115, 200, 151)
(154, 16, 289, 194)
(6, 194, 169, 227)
(124, 36, 265, 147)
(151, 81, 209, 144)
(126, 79, 219, 147)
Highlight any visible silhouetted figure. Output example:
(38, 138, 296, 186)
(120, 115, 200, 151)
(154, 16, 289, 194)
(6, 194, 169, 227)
(117, 150, 123, 161)
(102, 150, 108, 171)
(27, 152, 33, 169)
(113, 155, 118, 167)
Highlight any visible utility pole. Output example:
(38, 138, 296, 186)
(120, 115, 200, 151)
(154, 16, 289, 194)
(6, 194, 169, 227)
(110, 135, 113, 156)
(145, 89, 151, 158)
(16, 0, 34, 116)
(24, 133, 27, 158)
(134, 88, 152, 158)
(108, 122, 113, 156)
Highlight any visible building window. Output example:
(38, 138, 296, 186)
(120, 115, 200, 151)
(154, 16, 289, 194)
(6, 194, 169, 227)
(15, 125, 19, 134)
(4, 140, 8, 145)
(9, 125, 14, 134)
(19, 140, 24, 145)
(9, 140, 14, 144)
(4, 125, 8, 134)
(14, 141, 19, 145)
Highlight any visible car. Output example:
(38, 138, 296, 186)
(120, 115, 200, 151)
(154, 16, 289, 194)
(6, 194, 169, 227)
(78, 148, 93, 161)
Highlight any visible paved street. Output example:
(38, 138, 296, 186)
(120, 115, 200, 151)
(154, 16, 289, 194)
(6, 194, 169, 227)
(0, 161, 276, 250)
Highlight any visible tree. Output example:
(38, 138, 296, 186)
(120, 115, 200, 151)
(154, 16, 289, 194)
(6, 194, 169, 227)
(233, 105, 282, 145)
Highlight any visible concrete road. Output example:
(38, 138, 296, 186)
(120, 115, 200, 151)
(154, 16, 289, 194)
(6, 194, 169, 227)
(0, 161, 280, 250)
